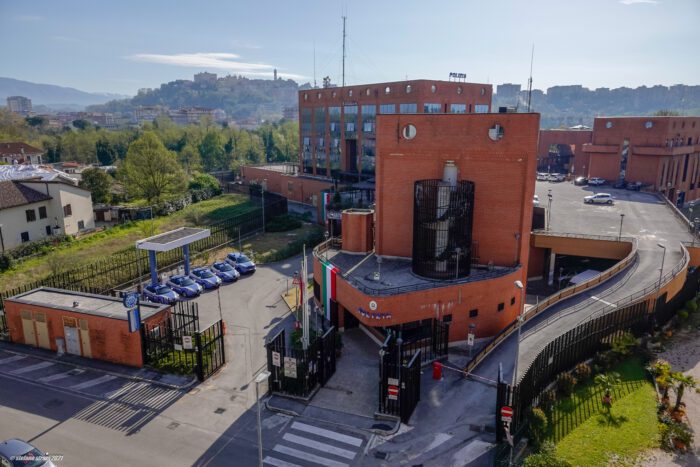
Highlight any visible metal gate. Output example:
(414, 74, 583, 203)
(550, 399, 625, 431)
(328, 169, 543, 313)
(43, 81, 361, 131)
(378, 334, 422, 423)
(0, 312, 9, 342)
(389, 318, 449, 366)
(266, 326, 336, 398)
(196, 320, 226, 381)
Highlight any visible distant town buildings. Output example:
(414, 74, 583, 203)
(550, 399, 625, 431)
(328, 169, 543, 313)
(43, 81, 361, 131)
(6, 96, 32, 115)
(194, 71, 218, 85)
(283, 106, 298, 121)
(0, 142, 43, 165)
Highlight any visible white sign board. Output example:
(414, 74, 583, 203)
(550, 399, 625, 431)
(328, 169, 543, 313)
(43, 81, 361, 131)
(182, 335, 193, 350)
(284, 357, 297, 379)
(272, 351, 281, 367)
(387, 377, 399, 386)
(467, 333, 475, 346)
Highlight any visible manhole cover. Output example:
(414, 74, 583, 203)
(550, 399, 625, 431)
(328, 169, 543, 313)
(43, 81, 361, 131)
(43, 399, 64, 409)
(371, 423, 392, 431)
(167, 422, 180, 430)
(214, 408, 226, 414)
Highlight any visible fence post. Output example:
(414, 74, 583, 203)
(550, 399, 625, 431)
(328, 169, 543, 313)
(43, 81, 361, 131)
(195, 332, 204, 381)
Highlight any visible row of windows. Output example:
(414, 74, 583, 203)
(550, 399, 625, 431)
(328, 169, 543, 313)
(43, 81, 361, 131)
(303, 84, 487, 101)
(301, 103, 490, 123)
(25, 206, 48, 222)
(468, 296, 516, 318)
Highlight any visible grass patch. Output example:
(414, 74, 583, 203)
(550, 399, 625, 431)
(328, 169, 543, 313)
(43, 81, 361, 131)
(552, 358, 659, 465)
(0, 194, 254, 291)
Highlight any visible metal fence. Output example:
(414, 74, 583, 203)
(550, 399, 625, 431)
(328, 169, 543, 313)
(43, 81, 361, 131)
(390, 319, 450, 366)
(378, 333, 422, 423)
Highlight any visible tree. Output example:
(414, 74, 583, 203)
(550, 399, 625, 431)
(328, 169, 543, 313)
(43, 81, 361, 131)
(72, 119, 92, 130)
(120, 131, 186, 203)
(594, 372, 621, 412)
(79, 168, 113, 204)
(672, 372, 697, 411)
(25, 116, 47, 128)
(95, 139, 117, 166)
(179, 143, 202, 175)
(198, 131, 227, 171)
(188, 172, 221, 193)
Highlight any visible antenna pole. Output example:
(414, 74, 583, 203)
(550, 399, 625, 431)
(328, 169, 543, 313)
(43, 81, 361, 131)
(342, 16, 347, 87)
(313, 42, 317, 88)
(527, 44, 534, 112)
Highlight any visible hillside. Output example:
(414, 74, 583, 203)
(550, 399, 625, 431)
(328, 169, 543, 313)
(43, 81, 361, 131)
(0, 77, 128, 109)
(89, 75, 304, 121)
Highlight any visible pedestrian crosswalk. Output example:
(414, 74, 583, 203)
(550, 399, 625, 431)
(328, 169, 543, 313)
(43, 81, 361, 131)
(264, 421, 365, 467)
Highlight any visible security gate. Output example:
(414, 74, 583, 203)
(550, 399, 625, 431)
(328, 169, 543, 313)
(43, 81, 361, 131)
(378, 334, 422, 423)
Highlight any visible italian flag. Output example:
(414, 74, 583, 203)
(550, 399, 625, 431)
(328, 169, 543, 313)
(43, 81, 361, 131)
(321, 191, 332, 223)
(321, 259, 339, 320)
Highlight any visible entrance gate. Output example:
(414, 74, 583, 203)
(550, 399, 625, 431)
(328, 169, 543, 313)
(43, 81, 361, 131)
(378, 334, 422, 423)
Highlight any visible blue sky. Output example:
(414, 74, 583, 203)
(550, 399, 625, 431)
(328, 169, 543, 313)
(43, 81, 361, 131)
(1, 0, 698, 96)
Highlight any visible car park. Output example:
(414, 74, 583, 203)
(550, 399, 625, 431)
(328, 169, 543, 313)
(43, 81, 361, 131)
(574, 176, 588, 186)
(190, 267, 222, 290)
(626, 181, 643, 191)
(0, 439, 55, 467)
(167, 274, 202, 298)
(226, 252, 257, 274)
(584, 193, 614, 205)
(143, 284, 179, 304)
(212, 261, 240, 282)
(588, 177, 606, 186)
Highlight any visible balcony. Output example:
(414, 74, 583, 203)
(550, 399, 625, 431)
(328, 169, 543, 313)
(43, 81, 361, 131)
(314, 238, 518, 297)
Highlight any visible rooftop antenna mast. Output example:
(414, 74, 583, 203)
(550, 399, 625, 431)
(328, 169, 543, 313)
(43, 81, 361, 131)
(313, 42, 317, 88)
(526, 44, 535, 112)
(342, 15, 347, 87)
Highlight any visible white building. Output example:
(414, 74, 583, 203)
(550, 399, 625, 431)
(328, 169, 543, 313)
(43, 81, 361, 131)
(0, 142, 43, 165)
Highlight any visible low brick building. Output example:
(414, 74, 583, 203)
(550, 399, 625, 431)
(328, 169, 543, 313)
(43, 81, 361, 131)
(3, 288, 170, 367)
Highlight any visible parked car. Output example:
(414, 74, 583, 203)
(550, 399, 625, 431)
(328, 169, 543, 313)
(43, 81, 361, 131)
(536, 172, 549, 181)
(0, 439, 55, 467)
(626, 181, 643, 191)
(533, 194, 540, 207)
(226, 252, 257, 274)
(167, 275, 202, 298)
(211, 261, 240, 282)
(548, 173, 565, 182)
(612, 179, 627, 189)
(574, 176, 588, 186)
(190, 267, 222, 290)
(584, 193, 614, 205)
(143, 283, 180, 304)
(588, 177, 606, 186)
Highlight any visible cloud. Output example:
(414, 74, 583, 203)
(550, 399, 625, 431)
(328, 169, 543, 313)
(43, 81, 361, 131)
(13, 15, 43, 21)
(126, 52, 305, 79)
(619, 0, 658, 4)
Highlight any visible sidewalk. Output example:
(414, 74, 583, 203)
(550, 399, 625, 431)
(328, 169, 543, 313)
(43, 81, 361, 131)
(0, 341, 195, 389)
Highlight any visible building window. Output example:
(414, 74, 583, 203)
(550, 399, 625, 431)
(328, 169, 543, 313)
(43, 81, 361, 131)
(511, 297, 516, 305)
(332, 91, 336, 98)
(423, 103, 441, 113)
(442, 314, 452, 323)
(45, 225, 52, 235)
(498, 302, 505, 312)
(363, 122, 374, 133)
(78, 220, 85, 230)
(317, 92, 322, 100)
(469, 308, 478, 318)
(348, 89, 353, 97)
(25, 209, 36, 222)
(20, 231, 29, 243)
(346, 122, 356, 132)
(39, 206, 47, 219)
(365, 88, 371, 96)
(480, 87, 486, 95)
(384, 86, 391, 95)
(450, 104, 467, 114)
(399, 103, 417, 113)
(402, 124, 417, 140)
(361, 104, 376, 116)
(405, 84, 412, 93)
(457, 86, 463, 95)
(431, 84, 437, 93)
(63, 204, 72, 216)
(379, 104, 396, 114)
(474, 104, 489, 113)
(303, 93, 308, 101)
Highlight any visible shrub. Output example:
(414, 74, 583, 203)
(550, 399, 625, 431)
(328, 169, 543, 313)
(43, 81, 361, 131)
(188, 173, 222, 195)
(556, 372, 578, 396)
(686, 299, 698, 313)
(266, 214, 302, 232)
(540, 389, 557, 413)
(523, 441, 572, 466)
(529, 407, 549, 451)
(660, 421, 694, 452)
(573, 362, 592, 381)
(678, 309, 689, 321)
(0, 254, 13, 272)
(593, 350, 616, 371)
(610, 331, 637, 358)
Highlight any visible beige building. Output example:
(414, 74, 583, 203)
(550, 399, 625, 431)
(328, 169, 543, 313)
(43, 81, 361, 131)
(0, 180, 95, 252)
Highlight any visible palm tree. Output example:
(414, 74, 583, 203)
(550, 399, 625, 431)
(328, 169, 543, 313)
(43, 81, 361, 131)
(672, 372, 697, 411)
(595, 372, 621, 412)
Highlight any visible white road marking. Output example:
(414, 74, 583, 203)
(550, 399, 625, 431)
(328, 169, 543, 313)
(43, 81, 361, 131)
(68, 375, 117, 390)
(37, 371, 74, 383)
(9, 361, 54, 375)
(104, 382, 148, 400)
(290, 422, 363, 447)
(263, 456, 303, 467)
(591, 296, 617, 308)
(283, 433, 356, 460)
(0, 355, 26, 365)
(272, 445, 349, 467)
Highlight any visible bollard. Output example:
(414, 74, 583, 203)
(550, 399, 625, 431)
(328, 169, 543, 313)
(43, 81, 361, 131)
(432, 361, 443, 380)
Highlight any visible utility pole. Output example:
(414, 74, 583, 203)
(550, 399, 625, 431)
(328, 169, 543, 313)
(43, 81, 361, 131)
(526, 44, 534, 113)
(342, 16, 347, 88)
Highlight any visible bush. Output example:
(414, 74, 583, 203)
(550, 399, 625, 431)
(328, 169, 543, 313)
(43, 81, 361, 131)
(188, 173, 222, 195)
(556, 372, 578, 396)
(678, 309, 689, 321)
(266, 214, 302, 232)
(529, 407, 549, 451)
(574, 362, 592, 381)
(611, 331, 637, 358)
(686, 299, 698, 313)
(0, 254, 13, 272)
(540, 389, 557, 413)
(593, 350, 616, 371)
(524, 442, 572, 467)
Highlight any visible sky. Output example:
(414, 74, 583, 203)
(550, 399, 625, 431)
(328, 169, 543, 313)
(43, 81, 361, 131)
(1, 0, 699, 96)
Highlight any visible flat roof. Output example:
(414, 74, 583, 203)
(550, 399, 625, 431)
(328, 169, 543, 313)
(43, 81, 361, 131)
(6, 287, 167, 320)
(136, 227, 210, 252)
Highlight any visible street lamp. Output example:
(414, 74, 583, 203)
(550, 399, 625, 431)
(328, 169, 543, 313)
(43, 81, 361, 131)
(255, 370, 271, 467)
(618, 214, 625, 241)
(547, 190, 553, 231)
(512, 280, 526, 387)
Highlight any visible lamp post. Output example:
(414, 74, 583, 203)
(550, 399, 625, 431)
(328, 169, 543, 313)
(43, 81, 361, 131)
(512, 280, 526, 387)
(255, 370, 271, 467)
(618, 214, 625, 241)
(547, 190, 553, 231)
(652, 244, 666, 315)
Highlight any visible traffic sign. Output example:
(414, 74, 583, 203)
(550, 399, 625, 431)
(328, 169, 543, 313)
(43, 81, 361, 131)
(388, 385, 399, 400)
(501, 405, 513, 422)
(467, 333, 475, 346)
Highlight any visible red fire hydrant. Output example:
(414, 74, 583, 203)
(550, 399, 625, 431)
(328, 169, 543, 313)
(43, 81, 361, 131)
(432, 361, 443, 380)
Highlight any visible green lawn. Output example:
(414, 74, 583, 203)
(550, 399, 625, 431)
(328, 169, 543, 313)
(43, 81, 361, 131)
(0, 194, 255, 290)
(552, 358, 659, 466)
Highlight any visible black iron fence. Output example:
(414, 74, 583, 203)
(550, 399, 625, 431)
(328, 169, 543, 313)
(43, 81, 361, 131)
(265, 326, 336, 398)
(388, 318, 449, 366)
(497, 266, 700, 447)
(378, 333, 422, 423)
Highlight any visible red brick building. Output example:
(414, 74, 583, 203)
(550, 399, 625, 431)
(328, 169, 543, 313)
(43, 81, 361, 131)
(4, 288, 170, 367)
(583, 116, 700, 205)
(313, 112, 540, 341)
(537, 129, 593, 176)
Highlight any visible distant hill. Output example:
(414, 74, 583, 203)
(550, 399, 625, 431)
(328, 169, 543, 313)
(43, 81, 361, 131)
(89, 75, 303, 122)
(0, 77, 129, 110)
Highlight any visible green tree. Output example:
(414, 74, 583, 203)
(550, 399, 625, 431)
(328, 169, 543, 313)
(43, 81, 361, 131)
(79, 168, 113, 204)
(96, 139, 117, 166)
(198, 131, 227, 171)
(188, 172, 221, 193)
(72, 119, 92, 130)
(120, 131, 186, 203)
(25, 116, 47, 128)
(671, 372, 697, 411)
(179, 143, 202, 175)
(594, 372, 621, 413)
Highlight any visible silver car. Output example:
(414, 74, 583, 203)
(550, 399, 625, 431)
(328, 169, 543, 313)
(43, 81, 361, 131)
(584, 193, 614, 205)
(0, 439, 56, 467)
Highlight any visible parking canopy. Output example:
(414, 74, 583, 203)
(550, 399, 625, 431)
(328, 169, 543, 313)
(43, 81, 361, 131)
(568, 269, 601, 285)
